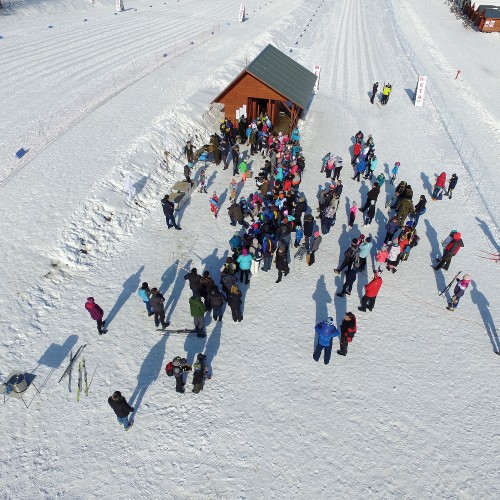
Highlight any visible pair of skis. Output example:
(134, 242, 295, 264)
(77, 358, 89, 402)
(477, 250, 500, 262)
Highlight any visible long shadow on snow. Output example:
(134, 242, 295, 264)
(129, 334, 168, 416)
(420, 172, 434, 197)
(184, 329, 207, 366)
(204, 320, 222, 367)
(469, 281, 500, 353)
(424, 219, 447, 298)
(105, 265, 144, 327)
(159, 260, 180, 296)
(475, 217, 500, 254)
(164, 259, 192, 322)
(374, 207, 388, 246)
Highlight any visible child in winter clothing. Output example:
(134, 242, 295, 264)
(447, 274, 471, 310)
(375, 245, 389, 273)
(446, 174, 458, 199)
(137, 282, 153, 316)
(198, 169, 208, 193)
(238, 159, 248, 181)
(229, 178, 238, 202)
(349, 201, 358, 229)
(386, 240, 401, 273)
(85, 297, 107, 335)
(209, 191, 219, 217)
(294, 226, 304, 247)
(321, 152, 331, 173)
(390, 162, 400, 184)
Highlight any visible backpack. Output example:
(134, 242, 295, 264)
(165, 362, 174, 377)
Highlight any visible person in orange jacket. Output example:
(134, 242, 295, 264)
(358, 272, 383, 312)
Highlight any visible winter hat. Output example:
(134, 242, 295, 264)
(351, 239, 358, 245)
(365, 237, 372, 243)
(112, 391, 122, 401)
(329, 184, 336, 190)
(463, 274, 472, 281)
(370, 200, 375, 205)
(381, 244, 388, 250)
(86, 297, 95, 303)
(242, 248, 248, 255)
(314, 231, 320, 237)
(352, 201, 357, 207)
(325, 317, 334, 325)
(392, 239, 399, 245)
(141, 282, 149, 288)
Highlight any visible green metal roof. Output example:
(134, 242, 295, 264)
(246, 44, 317, 110)
(483, 7, 500, 17)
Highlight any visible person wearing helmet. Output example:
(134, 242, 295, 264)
(313, 317, 340, 365)
(447, 274, 472, 311)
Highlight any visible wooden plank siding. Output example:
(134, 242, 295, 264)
(214, 71, 291, 125)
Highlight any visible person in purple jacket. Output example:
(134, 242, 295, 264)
(85, 297, 107, 335)
(313, 317, 340, 365)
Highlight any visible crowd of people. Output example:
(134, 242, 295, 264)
(97, 113, 470, 429)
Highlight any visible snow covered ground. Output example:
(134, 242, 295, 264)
(0, 0, 499, 498)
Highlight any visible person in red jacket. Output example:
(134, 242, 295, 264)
(433, 230, 464, 271)
(432, 171, 447, 200)
(337, 312, 357, 356)
(85, 297, 107, 335)
(358, 272, 382, 312)
(351, 142, 362, 165)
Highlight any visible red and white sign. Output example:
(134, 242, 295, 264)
(238, 4, 246, 23)
(414, 75, 427, 107)
(313, 64, 321, 91)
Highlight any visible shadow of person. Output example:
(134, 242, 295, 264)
(207, 171, 217, 190)
(184, 329, 207, 366)
(312, 274, 332, 325)
(218, 188, 228, 213)
(201, 248, 220, 275)
(105, 265, 144, 327)
(164, 259, 192, 322)
(420, 172, 434, 197)
(375, 207, 387, 245)
(159, 260, 180, 295)
(475, 217, 500, 254)
(205, 320, 222, 367)
(176, 194, 191, 226)
(424, 220, 447, 296)
(129, 334, 168, 416)
(469, 281, 500, 353)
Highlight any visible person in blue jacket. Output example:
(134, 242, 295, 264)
(358, 236, 373, 272)
(291, 127, 300, 142)
(137, 282, 153, 316)
(313, 317, 340, 365)
(236, 248, 253, 285)
(352, 159, 366, 182)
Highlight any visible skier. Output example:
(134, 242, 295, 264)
(447, 274, 472, 311)
(337, 312, 357, 356)
(206, 286, 226, 321)
(358, 272, 383, 312)
(275, 244, 290, 283)
(192, 353, 209, 394)
(161, 195, 181, 230)
(108, 391, 134, 431)
(446, 173, 458, 199)
(171, 356, 191, 394)
(150, 288, 169, 329)
(313, 317, 340, 365)
(209, 191, 219, 218)
(433, 230, 464, 271)
(85, 297, 107, 335)
(432, 172, 447, 200)
(137, 282, 153, 316)
(336, 268, 358, 297)
(308, 231, 322, 266)
(198, 169, 208, 193)
(227, 284, 243, 322)
(370, 82, 379, 104)
(189, 295, 206, 337)
(237, 248, 253, 285)
(348, 201, 358, 229)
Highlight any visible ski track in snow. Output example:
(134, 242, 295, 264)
(0, 0, 499, 498)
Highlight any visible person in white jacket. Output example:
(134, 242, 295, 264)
(386, 240, 401, 274)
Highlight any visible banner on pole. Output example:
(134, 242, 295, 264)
(313, 64, 321, 91)
(238, 4, 246, 23)
(414, 75, 427, 107)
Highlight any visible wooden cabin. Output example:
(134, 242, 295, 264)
(212, 44, 317, 134)
(477, 6, 500, 30)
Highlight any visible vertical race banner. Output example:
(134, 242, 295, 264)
(414, 75, 427, 107)
(238, 4, 246, 23)
(313, 64, 321, 91)
(116, 0, 124, 12)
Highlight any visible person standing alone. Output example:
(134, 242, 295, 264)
(108, 391, 134, 430)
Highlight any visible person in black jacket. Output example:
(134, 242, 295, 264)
(336, 268, 358, 297)
(161, 195, 181, 230)
(275, 244, 290, 283)
(227, 284, 243, 322)
(303, 214, 314, 252)
(446, 174, 458, 199)
(370, 82, 378, 104)
(337, 312, 357, 356)
(206, 287, 226, 321)
(334, 239, 358, 274)
(108, 391, 134, 430)
(184, 268, 202, 298)
(150, 288, 169, 329)
(413, 195, 427, 227)
(360, 183, 380, 212)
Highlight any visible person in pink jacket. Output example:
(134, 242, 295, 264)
(85, 297, 107, 335)
(348, 201, 358, 229)
(374, 244, 389, 273)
